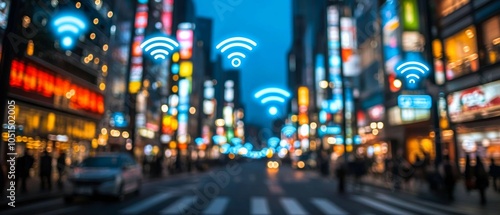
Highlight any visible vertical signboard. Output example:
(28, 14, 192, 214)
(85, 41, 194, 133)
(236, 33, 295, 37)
(340, 17, 360, 77)
(176, 23, 194, 145)
(381, 0, 402, 92)
(162, 0, 174, 35)
(315, 54, 326, 107)
(129, 3, 149, 94)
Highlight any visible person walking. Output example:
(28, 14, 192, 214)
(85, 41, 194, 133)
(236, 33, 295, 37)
(464, 154, 474, 192)
(39, 151, 53, 191)
(56, 152, 67, 189)
(489, 158, 499, 192)
(441, 155, 458, 201)
(475, 156, 489, 205)
(16, 151, 34, 193)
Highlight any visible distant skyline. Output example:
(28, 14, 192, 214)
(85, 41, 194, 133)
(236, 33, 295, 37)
(194, 0, 292, 129)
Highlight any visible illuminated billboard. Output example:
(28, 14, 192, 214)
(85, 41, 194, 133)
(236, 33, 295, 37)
(129, 4, 149, 94)
(340, 17, 360, 77)
(177, 25, 193, 60)
(448, 80, 500, 123)
(381, 0, 402, 76)
(162, 0, 174, 35)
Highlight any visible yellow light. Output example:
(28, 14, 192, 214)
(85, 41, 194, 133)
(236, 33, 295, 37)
(372, 129, 379, 135)
(92, 139, 98, 148)
(107, 11, 113, 18)
(320, 80, 329, 89)
(76, 2, 81, 8)
(169, 141, 177, 149)
(346, 145, 353, 152)
(228, 153, 235, 159)
(22, 16, 31, 28)
(327, 137, 336, 144)
(95, 0, 101, 5)
(172, 52, 180, 63)
(99, 83, 106, 91)
(215, 119, 225, 127)
(189, 107, 196, 114)
(298, 86, 309, 106)
(88, 54, 94, 60)
(172, 85, 178, 93)
(310, 122, 317, 130)
(377, 122, 384, 129)
(393, 79, 402, 89)
(103, 44, 108, 51)
(179, 61, 193, 77)
(102, 65, 108, 72)
(173, 75, 179, 81)
(90, 33, 96, 40)
(122, 131, 130, 138)
(370, 122, 377, 129)
(93, 18, 99, 25)
(267, 162, 273, 168)
(27, 40, 34, 56)
(291, 115, 298, 122)
(94, 58, 100, 64)
(297, 161, 305, 169)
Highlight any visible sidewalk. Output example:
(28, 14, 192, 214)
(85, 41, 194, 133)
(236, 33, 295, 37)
(360, 174, 500, 213)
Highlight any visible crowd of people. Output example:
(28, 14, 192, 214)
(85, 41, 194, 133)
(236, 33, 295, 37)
(317, 150, 500, 205)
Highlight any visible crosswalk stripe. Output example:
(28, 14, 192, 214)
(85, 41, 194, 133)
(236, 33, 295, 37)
(120, 191, 178, 214)
(251, 197, 271, 215)
(203, 197, 229, 215)
(402, 196, 472, 215)
(352, 196, 414, 215)
(159, 196, 196, 215)
(375, 194, 447, 215)
(280, 198, 308, 215)
(311, 198, 348, 215)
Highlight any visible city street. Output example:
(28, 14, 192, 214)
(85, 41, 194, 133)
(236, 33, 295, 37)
(2, 160, 497, 215)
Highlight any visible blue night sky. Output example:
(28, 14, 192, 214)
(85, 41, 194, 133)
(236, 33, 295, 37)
(194, 0, 292, 128)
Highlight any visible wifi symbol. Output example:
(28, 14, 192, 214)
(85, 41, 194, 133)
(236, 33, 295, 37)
(254, 87, 291, 116)
(216, 37, 257, 68)
(140, 35, 180, 61)
(51, 12, 88, 50)
(281, 125, 296, 138)
(396, 61, 430, 86)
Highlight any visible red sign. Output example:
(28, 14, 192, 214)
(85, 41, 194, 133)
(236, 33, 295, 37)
(448, 80, 500, 122)
(177, 29, 193, 60)
(10, 60, 104, 115)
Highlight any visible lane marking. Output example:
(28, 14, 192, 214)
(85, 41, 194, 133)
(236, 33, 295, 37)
(311, 198, 348, 215)
(280, 198, 308, 215)
(202, 197, 229, 215)
(159, 196, 196, 215)
(251, 197, 270, 215)
(120, 191, 178, 214)
(352, 196, 414, 215)
(376, 193, 447, 215)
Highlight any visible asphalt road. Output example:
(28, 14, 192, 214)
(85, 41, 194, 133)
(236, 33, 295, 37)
(0, 159, 491, 215)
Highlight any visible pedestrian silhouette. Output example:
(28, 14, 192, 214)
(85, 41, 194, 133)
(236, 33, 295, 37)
(441, 155, 457, 201)
(464, 154, 474, 192)
(16, 151, 34, 193)
(57, 152, 67, 189)
(39, 151, 53, 191)
(475, 156, 489, 205)
(489, 158, 499, 192)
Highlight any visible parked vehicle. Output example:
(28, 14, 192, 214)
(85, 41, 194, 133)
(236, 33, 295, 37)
(64, 153, 142, 203)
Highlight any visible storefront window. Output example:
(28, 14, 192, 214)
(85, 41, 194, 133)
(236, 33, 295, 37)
(437, 0, 469, 17)
(481, 15, 500, 66)
(444, 26, 479, 80)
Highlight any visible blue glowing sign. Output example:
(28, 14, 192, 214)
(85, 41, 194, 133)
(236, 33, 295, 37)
(111, 112, 128, 128)
(140, 35, 179, 61)
(51, 11, 88, 50)
(318, 125, 341, 137)
(216, 37, 257, 68)
(254, 88, 291, 104)
(398, 95, 432, 109)
(171, 64, 179, 74)
(396, 59, 430, 89)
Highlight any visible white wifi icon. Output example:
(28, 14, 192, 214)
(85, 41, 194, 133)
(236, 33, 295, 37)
(51, 13, 88, 50)
(396, 61, 430, 85)
(140, 35, 180, 61)
(216, 37, 257, 68)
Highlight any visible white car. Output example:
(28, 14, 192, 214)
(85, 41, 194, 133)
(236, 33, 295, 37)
(65, 153, 142, 202)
